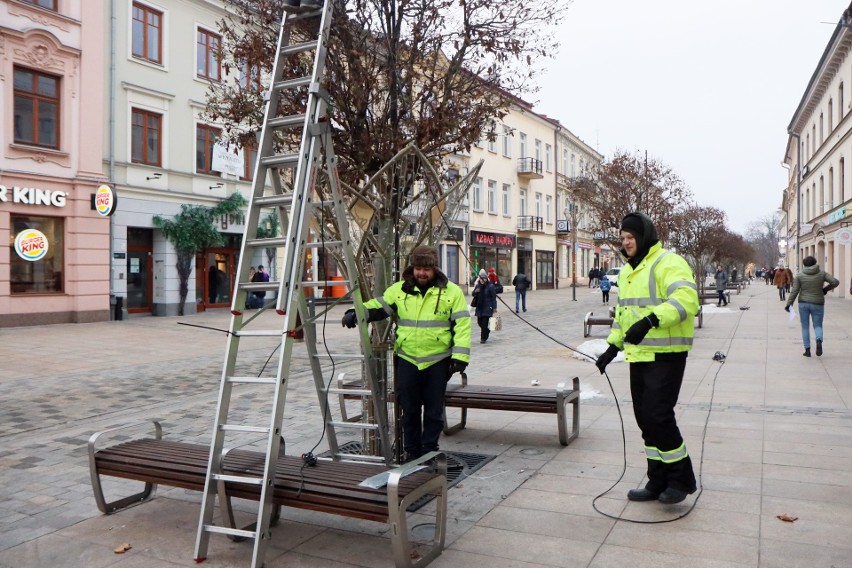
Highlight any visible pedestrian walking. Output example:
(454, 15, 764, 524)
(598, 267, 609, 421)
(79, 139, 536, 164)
(784, 256, 839, 357)
(595, 212, 699, 505)
(512, 271, 531, 313)
(773, 264, 790, 301)
(341, 245, 470, 460)
(600, 274, 611, 305)
(472, 269, 497, 343)
(251, 264, 270, 308)
(714, 265, 728, 306)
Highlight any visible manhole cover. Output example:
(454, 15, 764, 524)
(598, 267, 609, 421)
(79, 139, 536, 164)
(519, 448, 545, 456)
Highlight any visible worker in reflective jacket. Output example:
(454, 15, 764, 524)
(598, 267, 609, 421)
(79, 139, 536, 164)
(595, 212, 699, 505)
(342, 245, 471, 461)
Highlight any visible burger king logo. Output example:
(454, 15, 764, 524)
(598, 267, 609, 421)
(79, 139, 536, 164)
(94, 185, 116, 217)
(14, 229, 49, 262)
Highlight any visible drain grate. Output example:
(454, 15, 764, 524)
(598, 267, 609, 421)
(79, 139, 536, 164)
(318, 442, 494, 511)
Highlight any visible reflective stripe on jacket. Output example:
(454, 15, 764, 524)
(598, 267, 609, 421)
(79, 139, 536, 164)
(364, 280, 471, 370)
(607, 242, 699, 363)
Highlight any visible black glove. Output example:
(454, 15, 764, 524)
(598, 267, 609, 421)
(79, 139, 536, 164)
(595, 344, 619, 374)
(341, 309, 357, 328)
(448, 360, 467, 377)
(823, 287, 830, 295)
(784, 305, 790, 313)
(624, 313, 659, 345)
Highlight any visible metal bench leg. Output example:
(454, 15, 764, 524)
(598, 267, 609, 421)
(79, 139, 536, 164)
(442, 373, 467, 435)
(88, 421, 162, 514)
(388, 452, 447, 568)
(556, 377, 580, 446)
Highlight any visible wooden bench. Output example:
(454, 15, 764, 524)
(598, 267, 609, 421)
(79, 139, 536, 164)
(583, 307, 615, 337)
(699, 291, 730, 305)
(88, 421, 447, 568)
(442, 375, 580, 446)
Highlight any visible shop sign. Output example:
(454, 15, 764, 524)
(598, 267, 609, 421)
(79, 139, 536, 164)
(470, 230, 516, 248)
(835, 227, 852, 245)
(218, 211, 246, 230)
(91, 185, 118, 217)
(0, 185, 66, 207)
(212, 143, 245, 177)
(827, 205, 851, 224)
(14, 229, 49, 261)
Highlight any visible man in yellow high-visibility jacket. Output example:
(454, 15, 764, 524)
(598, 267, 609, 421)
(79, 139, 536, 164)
(342, 246, 471, 461)
(595, 212, 699, 504)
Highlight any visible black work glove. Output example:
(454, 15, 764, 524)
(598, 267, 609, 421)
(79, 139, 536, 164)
(595, 344, 620, 374)
(341, 308, 357, 328)
(624, 313, 659, 345)
(784, 305, 790, 312)
(823, 287, 830, 295)
(448, 360, 467, 377)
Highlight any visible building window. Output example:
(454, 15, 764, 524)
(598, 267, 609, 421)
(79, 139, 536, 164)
(520, 189, 527, 216)
(502, 183, 511, 216)
(196, 124, 221, 174)
(545, 144, 552, 172)
(487, 180, 497, 214)
(535, 192, 542, 217)
(819, 176, 825, 214)
(486, 121, 496, 153)
(546, 195, 553, 223)
(131, 108, 162, 166)
(841, 158, 846, 202)
(571, 154, 576, 177)
(238, 59, 262, 90)
(132, 2, 162, 64)
(196, 28, 221, 81)
(520, 133, 527, 159)
(840, 83, 845, 120)
(242, 141, 258, 181)
(472, 177, 482, 211)
(562, 148, 568, 174)
(13, 67, 60, 149)
(20, 0, 57, 10)
(10, 215, 64, 294)
(829, 99, 834, 132)
(820, 113, 824, 144)
(502, 126, 512, 158)
(535, 139, 542, 162)
(829, 167, 834, 209)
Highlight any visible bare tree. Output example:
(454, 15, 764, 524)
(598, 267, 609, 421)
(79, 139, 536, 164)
(669, 205, 727, 291)
(585, 150, 692, 248)
(746, 213, 781, 268)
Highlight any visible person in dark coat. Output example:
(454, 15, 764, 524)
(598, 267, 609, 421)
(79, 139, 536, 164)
(714, 265, 728, 306)
(512, 271, 532, 313)
(472, 269, 497, 343)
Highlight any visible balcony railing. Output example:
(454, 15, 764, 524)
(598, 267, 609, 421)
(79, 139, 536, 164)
(517, 215, 544, 232)
(517, 157, 543, 179)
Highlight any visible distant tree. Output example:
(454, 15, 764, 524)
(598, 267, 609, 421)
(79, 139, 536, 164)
(713, 230, 754, 276)
(669, 205, 727, 291)
(153, 195, 247, 315)
(746, 213, 781, 268)
(586, 150, 692, 248)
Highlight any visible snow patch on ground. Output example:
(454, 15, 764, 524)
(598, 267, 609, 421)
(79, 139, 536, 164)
(701, 304, 737, 314)
(573, 338, 625, 365)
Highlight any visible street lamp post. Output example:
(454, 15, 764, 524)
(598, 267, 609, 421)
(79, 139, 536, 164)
(567, 203, 578, 301)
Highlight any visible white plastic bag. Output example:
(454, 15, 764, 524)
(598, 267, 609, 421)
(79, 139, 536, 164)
(488, 314, 502, 331)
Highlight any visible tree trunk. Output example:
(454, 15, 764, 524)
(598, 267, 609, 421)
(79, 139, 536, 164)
(176, 250, 193, 316)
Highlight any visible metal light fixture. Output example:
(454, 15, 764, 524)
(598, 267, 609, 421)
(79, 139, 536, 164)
(146, 172, 162, 181)
(209, 182, 224, 190)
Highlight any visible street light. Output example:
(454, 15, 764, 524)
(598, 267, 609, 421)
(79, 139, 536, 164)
(566, 203, 578, 301)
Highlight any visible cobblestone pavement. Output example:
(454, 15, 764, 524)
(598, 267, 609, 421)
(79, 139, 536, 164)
(1, 280, 850, 567)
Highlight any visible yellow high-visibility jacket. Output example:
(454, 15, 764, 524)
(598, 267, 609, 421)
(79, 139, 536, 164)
(607, 243, 699, 362)
(364, 270, 471, 370)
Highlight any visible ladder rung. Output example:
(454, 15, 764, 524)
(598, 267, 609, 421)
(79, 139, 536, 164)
(253, 194, 294, 207)
(305, 240, 342, 248)
(273, 77, 312, 91)
(246, 237, 288, 248)
(203, 525, 258, 539)
(235, 330, 285, 337)
(219, 425, 270, 434)
(261, 154, 299, 168)
(227, 376, 278, 385)
(240, 281, 280, 292)
(267, 115, 306, 129)
(313, 353, 364, 359)
(212, 473, 265, 485)
(328, 388, 372, 396)
(281, 41, 317, 56)
(329, 421, 378, 430)
(302, 279, 350, 287)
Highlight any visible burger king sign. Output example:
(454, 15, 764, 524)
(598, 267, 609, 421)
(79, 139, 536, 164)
(14, 229, 49, 262)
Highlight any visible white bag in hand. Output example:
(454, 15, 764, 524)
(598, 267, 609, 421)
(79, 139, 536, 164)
(488, 314, 502, 331)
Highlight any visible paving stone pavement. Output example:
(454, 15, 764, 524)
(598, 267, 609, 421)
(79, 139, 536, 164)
(0, 281, 851, 567)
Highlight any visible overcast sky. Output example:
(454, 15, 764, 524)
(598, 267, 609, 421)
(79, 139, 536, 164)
(530, 0, 849, 234)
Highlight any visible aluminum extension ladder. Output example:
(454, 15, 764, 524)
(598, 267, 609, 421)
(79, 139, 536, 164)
(193, 2, 390, 566)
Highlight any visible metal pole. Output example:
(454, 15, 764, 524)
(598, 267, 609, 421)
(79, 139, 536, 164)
(571, 200, 577, 301)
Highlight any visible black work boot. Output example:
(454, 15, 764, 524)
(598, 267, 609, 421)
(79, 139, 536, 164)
(803, 348, 811, 357)
(658, 487, 689, 504)
(816, 340, 823, 356)
(627, 488, 660, 501)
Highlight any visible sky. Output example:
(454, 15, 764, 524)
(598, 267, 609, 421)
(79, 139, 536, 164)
(530, 0, 850, 234)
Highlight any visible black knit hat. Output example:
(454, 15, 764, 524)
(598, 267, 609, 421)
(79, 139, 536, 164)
(409, 245, 439, 268)
(620, 213, 645, 239)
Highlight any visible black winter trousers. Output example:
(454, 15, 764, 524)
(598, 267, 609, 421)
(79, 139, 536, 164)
(396, 357, 449, 460)
(629, 356, 697, 494)
(477, 316, 491, 342)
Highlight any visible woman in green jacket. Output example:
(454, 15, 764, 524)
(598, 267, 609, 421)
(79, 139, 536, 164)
(785, 256, 840, 357)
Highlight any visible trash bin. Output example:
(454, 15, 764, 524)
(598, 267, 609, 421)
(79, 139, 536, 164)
(114, 296, 124, 321)
(330, 275, 346, 298)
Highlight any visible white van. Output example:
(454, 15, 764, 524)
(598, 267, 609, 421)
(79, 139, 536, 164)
(604, 267, 621, 286)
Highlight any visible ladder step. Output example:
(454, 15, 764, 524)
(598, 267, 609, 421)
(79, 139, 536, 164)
(227, 376, 278, 385)
(281, 41, 318, 56)
(267, 115, 306, 130)
(246, 237, 288, 248)
(253, 194, 294, 207)
(212, 473, 265, 485)
(261, 153, 299, 168)
(313, 353, 364, 359)
(305, 240, 342, 248)
(203, 524, 258, 539)
(240, 281, 280, 292)
(220, 425, 270, 434)
(235, 330, 285, 337)
(273, 77, 312, 91)
(329, 421, 379, 430)
(302, 279, 350, 287)
(328, 388, 372, 396)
